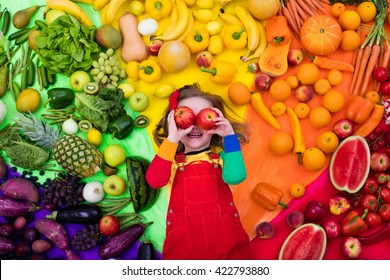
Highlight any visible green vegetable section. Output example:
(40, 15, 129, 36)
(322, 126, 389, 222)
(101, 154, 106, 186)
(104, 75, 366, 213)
(0, 1, 167, 252)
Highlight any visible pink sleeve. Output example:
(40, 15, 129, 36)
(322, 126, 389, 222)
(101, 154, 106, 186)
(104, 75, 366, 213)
(145, 155, 173, 189)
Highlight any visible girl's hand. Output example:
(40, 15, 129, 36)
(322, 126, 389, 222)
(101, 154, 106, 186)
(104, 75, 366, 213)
(207, 108, 234, 137)
(166, 110, 194, 143)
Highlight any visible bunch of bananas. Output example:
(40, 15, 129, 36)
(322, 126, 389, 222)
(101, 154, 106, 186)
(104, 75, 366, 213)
(44, 0, 93, 26)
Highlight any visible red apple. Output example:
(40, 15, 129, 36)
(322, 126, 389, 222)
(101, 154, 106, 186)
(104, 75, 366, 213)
(174, 106, 196, 129)
(287, 48, 304, 66)
(304, 200, 327, 222)
(195, 51, 213, 67)
(332, 119, 354, 139)
(321, 218, 341, 239)
(294, 85, 313, 103)
(253, 73, 272, 91)
(99, 215, 120, 236)
(341, 237, 362, 259)
(147, 39, 163, 56)
(196, 108, 218, 130)
(370, 151, 390, 172)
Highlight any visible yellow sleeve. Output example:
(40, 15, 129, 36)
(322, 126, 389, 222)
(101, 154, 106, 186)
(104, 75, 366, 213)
(157, 139, 178, 161)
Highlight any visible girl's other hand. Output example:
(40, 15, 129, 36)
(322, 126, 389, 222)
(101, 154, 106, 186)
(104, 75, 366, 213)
(207, 108, 234, 137)
(167, 110, 194, 143)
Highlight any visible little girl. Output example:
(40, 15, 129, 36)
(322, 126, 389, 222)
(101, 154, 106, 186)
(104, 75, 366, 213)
(145, 84, 250, 260)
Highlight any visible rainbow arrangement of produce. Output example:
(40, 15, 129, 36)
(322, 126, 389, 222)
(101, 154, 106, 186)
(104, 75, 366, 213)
(1, 0, 390, 260)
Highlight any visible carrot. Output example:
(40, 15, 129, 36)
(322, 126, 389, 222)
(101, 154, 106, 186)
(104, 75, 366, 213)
(351, 45, 372, 96)
(295, 0, 316, 18)
(287, 0, 300, 30)
(380, 46, 390, 68)
(351, 48, 364, 90)
(353, 104, 385, 137)
(360, 44, 381, 95)
(311, 55, 354, 72)
(281, 6, 300, 39)
(310, 0, 326, 14)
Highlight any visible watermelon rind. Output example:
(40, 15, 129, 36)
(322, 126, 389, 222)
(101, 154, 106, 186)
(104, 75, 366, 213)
(278, 223, 327, 260)
(329, 135, 370, 194)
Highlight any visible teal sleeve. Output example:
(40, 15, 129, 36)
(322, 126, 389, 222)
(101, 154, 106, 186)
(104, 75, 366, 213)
(220, 150, 247, 185)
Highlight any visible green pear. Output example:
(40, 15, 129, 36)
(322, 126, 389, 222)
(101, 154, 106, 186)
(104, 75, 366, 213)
(12, 5, 40, 29)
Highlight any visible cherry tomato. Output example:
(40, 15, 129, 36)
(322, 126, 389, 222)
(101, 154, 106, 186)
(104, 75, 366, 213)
(362, 177, 380, 194)
(378, 203, 390, 221)
(360, 194, 379, 212)
(380, 187, 390, 203)
(365, 212, 382, 228)
(372, 67, 389, 83)
(380, 81, 390, 95)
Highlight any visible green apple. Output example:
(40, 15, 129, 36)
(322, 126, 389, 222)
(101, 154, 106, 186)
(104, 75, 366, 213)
(45, 9, 66, 25)
(129, 91, 149, 112)
(118, 83, 136, 99)
(103, 175, 127, 196)
(70, 70, 91, 91)
(103, 144, 126, 167)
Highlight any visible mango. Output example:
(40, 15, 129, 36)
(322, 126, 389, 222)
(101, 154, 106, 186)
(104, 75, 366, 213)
(95, 25, 122, 50)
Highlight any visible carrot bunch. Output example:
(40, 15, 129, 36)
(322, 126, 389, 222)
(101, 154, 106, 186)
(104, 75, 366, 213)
(350, 0, 389, 96)
(280, 0, 326, 39)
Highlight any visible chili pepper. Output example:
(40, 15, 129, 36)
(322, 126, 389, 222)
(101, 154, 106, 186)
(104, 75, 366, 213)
(345, 95, 375, 124)
(107, 114, 134, 140)
(200, 60, 237, 84)
(250, 92, 281, 130)
(356, 221, 390, 244)
(44, 88, 75, 109)
(184, 28, 210, 54)
(329, 195, 351, 215)
(265, 15, 291, 45)
(286, 107, 306, 164)
(310, 55, 354, 72)
(126, 61, 140, 82)
(341, 209, 368, 236)
(138, 60, 161, 83)
(222, 25, 247, 51)
(137, 239, 156, 260)
(354, 104, 385, 137)
(144, 0, 172, 20)
(251, 182, 288, 211)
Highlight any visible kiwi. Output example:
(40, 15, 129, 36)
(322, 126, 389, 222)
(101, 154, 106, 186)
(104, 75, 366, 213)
(103, 163, 118, 176)
(78, 120, 92, 133)
(134, 115, 149, 128)
(84, 82, 99, 95)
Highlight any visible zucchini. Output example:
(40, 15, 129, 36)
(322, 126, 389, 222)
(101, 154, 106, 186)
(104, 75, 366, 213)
(45, 204, 102, 224)
(126, 157, 159, 213)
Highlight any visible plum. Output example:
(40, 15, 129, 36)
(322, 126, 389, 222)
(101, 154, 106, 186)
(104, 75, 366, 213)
(255, 221, 274, 239)
(286, 210, 305, 229)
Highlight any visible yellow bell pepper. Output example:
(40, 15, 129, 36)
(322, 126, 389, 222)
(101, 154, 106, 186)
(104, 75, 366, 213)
(222, 24, 247, 51)
(200, 60, 237, 84)
(138, 60, 162, 83)
(145, 0, 172, 20)
(184, 28, 210, 54)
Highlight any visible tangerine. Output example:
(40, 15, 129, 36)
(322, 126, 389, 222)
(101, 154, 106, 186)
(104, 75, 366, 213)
(340, 30, 361, 51)
(293, 103, 310, 119)
(357, 1, 377, 23)
(327, 69, 343, 86)
(290, 183, 305, 198)
(314, 78, 331, 95)
(322, 89, 345, 113)
(228, 82, 252, 105)
(269, 79, 292, 101)
(365, 90, 380, 103)
(296, 63, 320, 85)
(338, 10, 361, 30)
(309, 106, 331, 128)
(316, 131, 339, 154)
(271, 101, 287, 117)
(302, 147, 326, 171)
(285, 75, 299, 89)
(331, 3, 346, 18)
(269, 132, 294, 156)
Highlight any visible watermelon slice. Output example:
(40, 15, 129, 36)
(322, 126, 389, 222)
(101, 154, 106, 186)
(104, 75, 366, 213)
(329, 135, 370, 194)
(279, 223, 327, 260)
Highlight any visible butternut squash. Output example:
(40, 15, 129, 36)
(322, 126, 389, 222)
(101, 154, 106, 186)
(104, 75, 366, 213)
(119, 13, 149, 63)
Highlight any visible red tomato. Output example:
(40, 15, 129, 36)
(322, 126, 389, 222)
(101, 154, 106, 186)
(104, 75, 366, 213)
(362, 177, 380, 194)
(380, 187, 390, 203)
(365, 212, 382, 228)
(378, 203, 390, 221)
(372, 67, 389, 83)
(360, 194, 379, 212)
(380, 81, 390, 95)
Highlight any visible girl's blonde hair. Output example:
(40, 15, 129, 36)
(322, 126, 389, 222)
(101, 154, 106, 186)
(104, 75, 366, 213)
(153, 83, 250, 153)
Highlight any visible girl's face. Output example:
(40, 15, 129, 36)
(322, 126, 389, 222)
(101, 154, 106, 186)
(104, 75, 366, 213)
(178, 96, 213, 153)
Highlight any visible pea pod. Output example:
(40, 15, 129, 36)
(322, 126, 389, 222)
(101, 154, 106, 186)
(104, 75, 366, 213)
(107, 114, 134, 139)
(44, 88, 75, 109)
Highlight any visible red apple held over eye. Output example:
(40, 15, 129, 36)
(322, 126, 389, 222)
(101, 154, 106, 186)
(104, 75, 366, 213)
(332, 118, 354, 139)
(195, 51, 213, 67)
(99, 215, 120, 236)
(370, 151, 390, 172)
(287, 48, 304, 66)
(174, 106, 196, 129)
(196, 108, 219, 130)
(147, 39, 163, 56)
(341, 237, 362, 259)
(253, 73, 272, 91)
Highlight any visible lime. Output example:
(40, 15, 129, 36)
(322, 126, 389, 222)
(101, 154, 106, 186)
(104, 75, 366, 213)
(129, 1, 145, 16)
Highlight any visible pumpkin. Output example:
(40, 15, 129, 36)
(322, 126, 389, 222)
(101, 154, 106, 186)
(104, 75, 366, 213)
(300, 15, 342, 56)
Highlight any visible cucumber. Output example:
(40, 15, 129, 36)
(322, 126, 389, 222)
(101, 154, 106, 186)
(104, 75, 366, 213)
(126, 157, 159, 213)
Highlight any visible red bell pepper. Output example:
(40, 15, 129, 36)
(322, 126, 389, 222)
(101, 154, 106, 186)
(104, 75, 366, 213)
(341, 209, 368, 236)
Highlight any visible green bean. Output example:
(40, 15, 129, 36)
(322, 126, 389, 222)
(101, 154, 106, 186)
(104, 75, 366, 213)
(1, 9, 10, 36)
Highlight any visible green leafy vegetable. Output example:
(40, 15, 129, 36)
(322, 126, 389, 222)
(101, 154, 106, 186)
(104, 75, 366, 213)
(35, 14, 100, 76)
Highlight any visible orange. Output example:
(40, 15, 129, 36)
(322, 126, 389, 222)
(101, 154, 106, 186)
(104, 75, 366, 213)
(271, 101, 287, 117)
(327, 69, 343, 86)
(340, 30, 361, 51)
(269, 79, 292, 101)
(269, 132, 294, 156)
(365, 90, 380, 103)
(228, 82, 252, 105)
(357, 1, 377, 23)
(16, 88, 41, 113)
(293, 103, 310, 119)
(316, 131, 340, 154)
(302, 147, 326, 171)
(285, 75, 299, 89)
(314, 78, 331, 95)
(338, 10, 361, 30)
(296, 63, 320, 85)
(322, 89, 345, 113)
(309, 106, 331, 128)
(331, 3, 346, 18)
(290, 183, 305, 198)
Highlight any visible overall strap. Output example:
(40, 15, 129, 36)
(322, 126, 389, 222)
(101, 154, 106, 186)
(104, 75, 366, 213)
(175, 153, 186, 172)
(210, 152, 221, 168)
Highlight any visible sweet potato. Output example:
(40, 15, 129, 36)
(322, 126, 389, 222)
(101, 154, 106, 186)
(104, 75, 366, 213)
(65, 249, 80, 260)
(34, 219, 69, 251)
(32, 239, 53, 254)
(0, 177, 40, 203)
(0, 196, 38, 217)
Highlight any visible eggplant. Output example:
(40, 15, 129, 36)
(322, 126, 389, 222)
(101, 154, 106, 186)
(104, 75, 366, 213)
(46, 204, 102, 224)
(0, 177, 40, 203)
(0, 236, 15, 254)
(0, 196, 39, 217)
(137, 240, 156, 260)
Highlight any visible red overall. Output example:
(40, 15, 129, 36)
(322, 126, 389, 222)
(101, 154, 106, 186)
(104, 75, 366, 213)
(162, 152, 250, 260)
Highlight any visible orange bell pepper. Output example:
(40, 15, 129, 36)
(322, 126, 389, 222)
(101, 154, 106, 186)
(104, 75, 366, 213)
(345, 95, 375, 124)
(251, 182, 288, 211)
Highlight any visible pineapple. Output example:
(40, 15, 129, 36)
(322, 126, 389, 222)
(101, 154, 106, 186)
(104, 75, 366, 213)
(14, 113, 103, 178)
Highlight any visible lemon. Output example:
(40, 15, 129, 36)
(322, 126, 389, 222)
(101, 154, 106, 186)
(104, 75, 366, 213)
(208, 35, 224, 55)
(87, 128, 103, 147)
(206, 21, 223, 36)
(118, 83, 136, 99)
(103, 144, 126, 167)
(193, 9, 214, 23)
(129, 0, 145, 16)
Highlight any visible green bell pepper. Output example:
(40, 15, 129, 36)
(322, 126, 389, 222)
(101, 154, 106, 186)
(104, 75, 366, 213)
(107, 114, 134, 139)
(44, 88, 75, 109)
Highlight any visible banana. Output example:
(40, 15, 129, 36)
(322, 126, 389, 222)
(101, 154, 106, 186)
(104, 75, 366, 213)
(218, 13, 242, 26)
(153, 82, 177, 98)
(183, 0, 196, 7)
(72, 0, 95, 4)
(214, 0, 233, 7)
(45, 0, 93, 26)
(240, 21, 267, 62)
(235, 6, 259, 55)
(176, 11, 193, 42)
(160, 2, 179, 35)
(93, 0, 111, 10)
(105, 0, 128, 25)
(154, 0, 190, 41)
